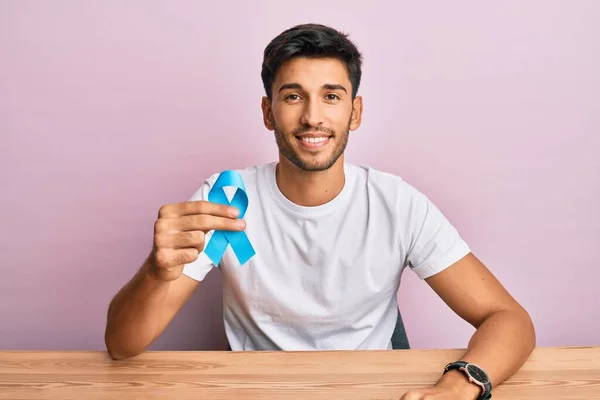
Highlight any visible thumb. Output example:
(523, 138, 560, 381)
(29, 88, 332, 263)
(399, 390, 424, 400)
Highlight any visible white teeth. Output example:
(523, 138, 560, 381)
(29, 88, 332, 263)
(301, 137, 328, 143)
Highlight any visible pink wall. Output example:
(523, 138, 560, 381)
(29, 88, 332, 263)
(1, 1, 598, 351)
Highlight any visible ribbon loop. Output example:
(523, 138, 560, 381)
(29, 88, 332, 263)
(204, 170, 256, 266)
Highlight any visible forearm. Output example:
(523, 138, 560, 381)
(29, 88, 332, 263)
(104, 259, 171, 360)
(436, 308, 536, 398)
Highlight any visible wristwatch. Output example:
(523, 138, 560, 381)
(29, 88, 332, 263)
(443, 361, 492, 399)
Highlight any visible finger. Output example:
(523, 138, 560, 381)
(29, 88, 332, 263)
(155, 230, 206, 251)
(154, 213, 245, 234)
(154, 248, 199, 268)
(175, 214, 246, 233)
(159, 200, 240, 219)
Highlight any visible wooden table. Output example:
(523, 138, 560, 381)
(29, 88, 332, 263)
(1, 346, 598, 399)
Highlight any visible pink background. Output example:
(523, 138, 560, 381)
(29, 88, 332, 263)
(1, 1, 598, 351)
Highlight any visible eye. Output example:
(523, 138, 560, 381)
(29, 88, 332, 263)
(326, 94, 341, 101)
(285, 94, 301, 101)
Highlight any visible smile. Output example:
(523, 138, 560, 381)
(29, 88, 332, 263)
(296, 135, 331, 149)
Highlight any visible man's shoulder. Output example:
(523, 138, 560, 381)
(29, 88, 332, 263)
(347, 162, 421, 197)
(346, 162, 436, 222)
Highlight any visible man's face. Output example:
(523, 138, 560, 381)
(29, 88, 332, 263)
(262, 57, 362, 172)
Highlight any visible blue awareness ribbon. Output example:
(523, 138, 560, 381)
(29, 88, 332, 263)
(203, 170, 256, 266)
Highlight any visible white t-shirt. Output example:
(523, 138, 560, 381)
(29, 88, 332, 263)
(182, 162, 470, 351)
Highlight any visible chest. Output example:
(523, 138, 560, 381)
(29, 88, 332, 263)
(219, 205, 405, 326)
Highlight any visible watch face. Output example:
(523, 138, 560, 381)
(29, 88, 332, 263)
(466, 364, 490, 384)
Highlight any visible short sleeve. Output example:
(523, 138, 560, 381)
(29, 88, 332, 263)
(181, 173, 220, 282)
(405, 189, 471, 279)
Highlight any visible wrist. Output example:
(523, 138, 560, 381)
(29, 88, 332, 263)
(144, 258, 162, 281)
(436, 369, 482, 400)
(144, 252, 184, 282)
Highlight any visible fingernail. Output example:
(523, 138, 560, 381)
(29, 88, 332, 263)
(230, 207, 240, 217)
(236, 219, 246, 229)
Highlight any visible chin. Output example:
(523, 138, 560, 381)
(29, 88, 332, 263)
(298, 163, 333, 172)
(276, 135, 346, 172)
(289, 153, 341, 172)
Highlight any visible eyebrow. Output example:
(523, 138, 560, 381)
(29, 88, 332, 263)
(277, 83, 348, 93)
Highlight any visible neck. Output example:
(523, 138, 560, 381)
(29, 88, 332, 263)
(275, 155, 346, 207)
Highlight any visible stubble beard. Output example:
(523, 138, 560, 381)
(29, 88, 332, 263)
(273, 117, 352, 172)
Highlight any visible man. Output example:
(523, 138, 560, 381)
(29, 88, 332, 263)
(105, 23, 535, 400)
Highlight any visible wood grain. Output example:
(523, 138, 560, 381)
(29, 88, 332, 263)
(0, 346, 598, 399)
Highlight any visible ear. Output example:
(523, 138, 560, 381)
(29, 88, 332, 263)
(261, 96, 275, 131)
(349, 95, 363, 131)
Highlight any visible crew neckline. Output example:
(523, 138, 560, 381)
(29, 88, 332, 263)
(265, 161, 353, 218)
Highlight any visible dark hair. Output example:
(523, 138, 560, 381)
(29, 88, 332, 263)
(261, 23, 363, 100)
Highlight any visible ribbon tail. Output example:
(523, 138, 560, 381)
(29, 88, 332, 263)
(204, 230, 229, 266)
(225, 230, 256, 266)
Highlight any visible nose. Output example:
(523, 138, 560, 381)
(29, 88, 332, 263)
(300, 97, 325, 127)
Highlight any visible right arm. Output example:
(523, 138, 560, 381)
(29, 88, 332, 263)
(104, 201, 244, 360)
(104, 256, 199, 360)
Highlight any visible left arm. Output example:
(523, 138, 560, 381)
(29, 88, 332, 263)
(401, 252, 536, 400)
